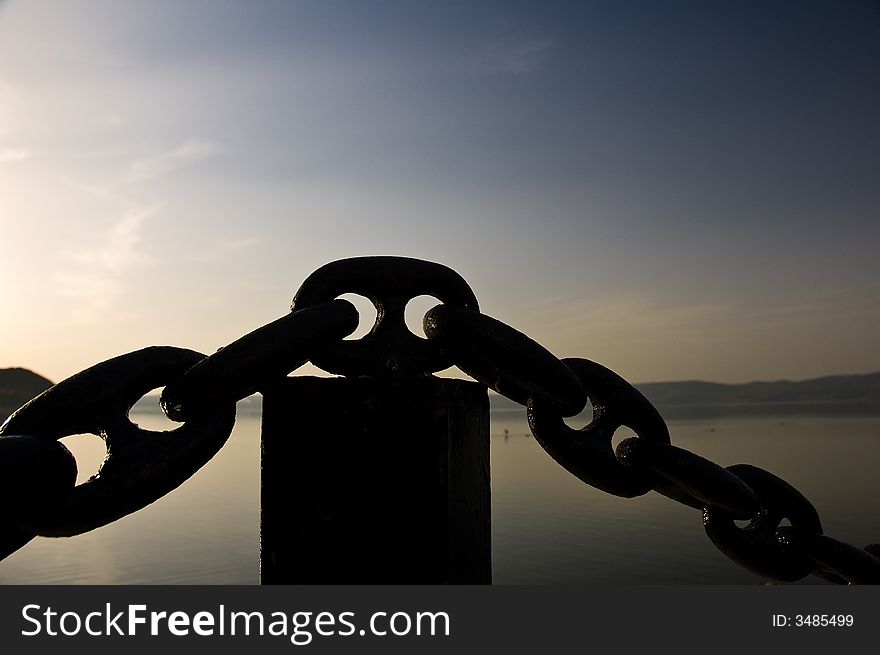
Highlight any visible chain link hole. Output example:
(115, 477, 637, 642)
(733, 513, 787, 531)
(560, 399, 596, 430)
(58, 434, 107, 486)
(611, 427, 636, 454)
(433, 364, 475, 381)
(404, 295, 442, 339)
(337, 293, 378, 340)
(132, 390, 181, 431)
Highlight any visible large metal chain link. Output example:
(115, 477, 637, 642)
(1, 347, 237, 539)
(2, 256, 878, 584)
(292, 257, 479, 378)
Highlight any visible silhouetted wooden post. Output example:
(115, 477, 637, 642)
(260, 375, 491, 584)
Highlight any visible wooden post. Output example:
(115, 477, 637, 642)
(260, 375, 490, 584)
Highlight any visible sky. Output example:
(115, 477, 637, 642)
(1, 0, 878, 386)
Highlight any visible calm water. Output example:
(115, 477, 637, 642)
(2, 408, 878, 584)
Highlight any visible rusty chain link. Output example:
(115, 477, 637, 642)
(292, 256, 480, 378)
(1, 256, 877, 584)
(1, 347, 237, 539)
(160, 299, 359, 422)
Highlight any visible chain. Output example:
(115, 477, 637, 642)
(2, 256, 878, 584)
(424, 303, 880, 585)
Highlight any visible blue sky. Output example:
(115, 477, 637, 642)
(1, 0, 878, 384)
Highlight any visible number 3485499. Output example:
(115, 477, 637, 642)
(772, 614, 854, 627)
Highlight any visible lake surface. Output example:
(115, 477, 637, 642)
(2, 407, 879, 584)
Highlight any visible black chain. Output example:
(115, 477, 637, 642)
(1, 347, 236, 539)
(1, 256, 877, 584)
(160, 299, 359, 422)
(292, 256, 479, 378)
(426, 304, 880, 585)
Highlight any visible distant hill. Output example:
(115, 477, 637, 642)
(637, 372, 880, 407)
(0, 368, 53, 420)
(489, 372, 880, 417)
(6, 368, 880, 423)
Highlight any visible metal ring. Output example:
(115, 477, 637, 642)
(292, 256, 479, 377)
(703, 464, 822, 582)
(0, 347, 236, 537)
(424, 306, 586, 416)
(616, 438, 761, 518)
(527, 358, 670, 498)
(777, 527, 880, 585)
(160, 299, 359, 421)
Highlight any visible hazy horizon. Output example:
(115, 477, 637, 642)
(2, 1, 878, 386)
(6, 363, 880, 396)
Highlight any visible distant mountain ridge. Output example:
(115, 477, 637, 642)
(637, 372, 880, 407)
(0, 368, 53, 419)
(5, 367, 880, 422)
(489, 371, 880, 414)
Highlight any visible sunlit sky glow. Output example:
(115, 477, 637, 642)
(1, 0, 878, 385)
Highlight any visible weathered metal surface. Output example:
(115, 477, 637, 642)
(777, 527, 880, 584)
(161, 299, 358, 422)
(261, 375, 490, 584)
(0, 347, 235, 536)
(616, 438, 761, 519)
(704, 464, 822, 582)
(291, 256, 479, 378)
(527, 357, 670, 498)
(424, 305, 586, 416)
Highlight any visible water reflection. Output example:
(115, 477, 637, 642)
(1, 409, 878, 584)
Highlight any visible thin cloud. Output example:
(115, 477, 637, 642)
(60, 176, 130, 207)
(54, 138, 222, 321)
(127, 139, 221, 183)
(0, 147, 30, 163)
(55, 206, 159, 322)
